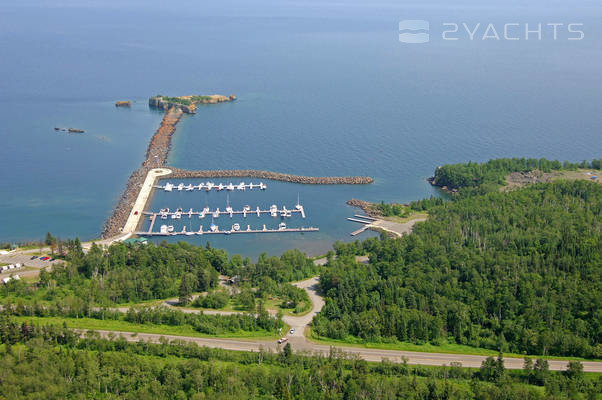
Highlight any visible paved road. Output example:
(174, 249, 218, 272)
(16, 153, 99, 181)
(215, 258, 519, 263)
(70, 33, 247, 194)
(79, 275, 602, 372)
(82, 329, 602, 372)
(283, 277, 324, 338)
(123, 168, 172, 234)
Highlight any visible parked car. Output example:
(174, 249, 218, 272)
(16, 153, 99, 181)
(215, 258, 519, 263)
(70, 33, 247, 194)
(289, 328, 295, 334)
(277, 337, 288, 344)
(30, 256, 37, 260)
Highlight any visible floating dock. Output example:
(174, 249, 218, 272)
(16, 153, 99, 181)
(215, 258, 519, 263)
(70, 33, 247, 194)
(347, 215, 374, 236)
(350, 226, 370, 236)
(354, 214, 377, 221)
(137, 225, 319, 236)
(347, 217, 371, 224)
(148, 205, 306, 219)
(156, 181, 267, 192)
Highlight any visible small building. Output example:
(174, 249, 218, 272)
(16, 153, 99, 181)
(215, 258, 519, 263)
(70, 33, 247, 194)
(123, 237, 149, 246)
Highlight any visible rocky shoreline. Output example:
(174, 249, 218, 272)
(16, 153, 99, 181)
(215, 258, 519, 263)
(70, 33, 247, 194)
(346, 199, 379, 217)
(101, 100, 374, 239)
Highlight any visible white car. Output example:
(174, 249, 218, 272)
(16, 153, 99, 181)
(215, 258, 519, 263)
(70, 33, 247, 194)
(289, 328, 295, 334)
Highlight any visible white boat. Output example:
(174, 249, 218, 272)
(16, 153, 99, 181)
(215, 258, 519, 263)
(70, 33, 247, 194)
(226, 206, 233, 213)
(226, 183, 235, 191)
(270, 204, 278, 217)
(185, 184, 194, 191)
(197, 226, 204, 234)
(196, 183, 204, 190)
(217, 183, 224, 191)
(286, 210, 292, 217)
(262, 224, 267, 231)
(206, 182, 214, 191)
(210, 223, 218, 232)
(243, 205, 251, 211)
(237, 182, 245, 191)
(280, 206, 288, 217)
(164, 183, 174, 192)
(167, 225, 174, 233)
(279, 222, 287, 230)
(247, 225, 251, 231)
(213, 208, 220, 218)
(177, 183, 184, 191)
(259, 182, 266, 190)
(232, 223, 240, 231)
(199, 211, 205, 219)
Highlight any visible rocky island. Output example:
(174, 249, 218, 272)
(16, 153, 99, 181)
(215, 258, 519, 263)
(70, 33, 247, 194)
(149, 94, 236, 114)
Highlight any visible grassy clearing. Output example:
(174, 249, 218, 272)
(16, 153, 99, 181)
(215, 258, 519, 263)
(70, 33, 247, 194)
(380, 212, 428, 224)
(13, 316, 281, 340)
(550, 169, 601, 184)
(308, 329, 600, 362)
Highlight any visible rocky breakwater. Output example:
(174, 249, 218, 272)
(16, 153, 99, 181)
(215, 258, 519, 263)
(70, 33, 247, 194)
(101, 107, 183, 238)
(167, 168, 373, 185)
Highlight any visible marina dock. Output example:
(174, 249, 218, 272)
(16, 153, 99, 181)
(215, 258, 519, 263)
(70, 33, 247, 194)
(347, 215, 374, 236)
(136, 225, 319, 236)
(156, 181, 267, 192)
(350, 225, 370, 236)
(346, 217, 371, 224)
(147, 205, 306, 219)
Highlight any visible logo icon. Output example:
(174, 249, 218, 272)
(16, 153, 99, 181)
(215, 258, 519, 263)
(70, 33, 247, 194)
(399, 20, 430, 43)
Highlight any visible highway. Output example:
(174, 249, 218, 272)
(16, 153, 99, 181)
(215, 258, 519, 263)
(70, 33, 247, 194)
(83, 274, 602, 372)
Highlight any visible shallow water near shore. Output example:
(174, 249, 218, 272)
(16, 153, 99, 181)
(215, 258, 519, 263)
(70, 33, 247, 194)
(1, 0, 601, 256)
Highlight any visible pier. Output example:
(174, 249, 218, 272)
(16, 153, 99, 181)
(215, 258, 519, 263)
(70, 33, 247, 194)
(147, 205, 306, 219)
(347, 215, 374, 236)
(136, 225, 319, 236)
(156, 181, 267, 192)
(346, 217, 371, 224)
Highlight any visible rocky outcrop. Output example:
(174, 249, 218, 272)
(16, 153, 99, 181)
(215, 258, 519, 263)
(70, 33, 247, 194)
(346, 199, 379, 216)
(148, 94, 236, 114)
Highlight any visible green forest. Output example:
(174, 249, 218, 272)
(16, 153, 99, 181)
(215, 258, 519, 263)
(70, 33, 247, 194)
(1, 317, 599, 399)
(431, 157, 601, 193)
(314, 180, 601, 358)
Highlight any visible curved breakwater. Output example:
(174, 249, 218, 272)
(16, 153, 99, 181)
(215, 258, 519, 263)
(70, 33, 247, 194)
(101, 106, 373, 239)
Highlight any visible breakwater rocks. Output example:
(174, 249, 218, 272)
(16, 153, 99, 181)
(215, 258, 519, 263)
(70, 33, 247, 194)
(346, 199, 379, 216)
(149, 94, 236, 114)
(168, 168, 373, 185)
(101, 108, 183, 238)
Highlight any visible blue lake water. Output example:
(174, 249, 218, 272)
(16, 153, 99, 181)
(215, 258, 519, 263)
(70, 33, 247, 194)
(1, 0, 601, 257)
